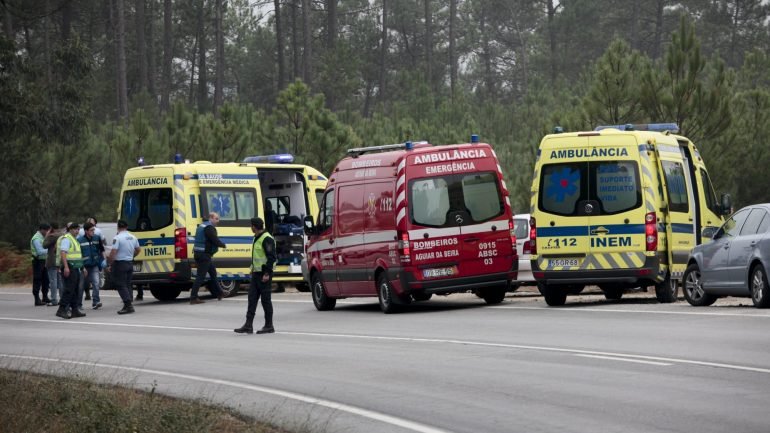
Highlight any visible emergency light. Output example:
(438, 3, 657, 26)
(137, 156, 145, 166)
(243, 154, 295, 164)
(174, 153, 184, 164)
(594, 123, 679, 133)
(471, 134, 479, 143)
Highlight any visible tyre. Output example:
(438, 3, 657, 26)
(602, 287, 624, 300)
(377, 273, 401, 314)
(311, 273, 336, 311)
(682, 263, 716, 306)
(220, 279, 239, 298)
(150, 286, 182, 301)
(295, 282, 310, 292)
(655, 271, 678, 303)
(412, 292, 432, 302)
(541, 284, 567, 306)
(750, 264, 770, 308)
(480, 287, 506, 305)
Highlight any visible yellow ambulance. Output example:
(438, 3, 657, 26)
(117, 154, 327, 301)
(529, 123, 731, 306)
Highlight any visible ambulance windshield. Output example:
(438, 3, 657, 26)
(409, 172, 503, 227)
(120, 188, 173, 231)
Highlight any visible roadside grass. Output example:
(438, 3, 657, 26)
(0, 242, 30, 284)
(0, 368, 301, 433)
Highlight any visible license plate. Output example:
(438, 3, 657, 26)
(133, 263, 142, 272)
(548, 258, 579, 268)
(423, 266, 458, 279)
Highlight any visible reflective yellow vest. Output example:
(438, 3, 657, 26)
(30, 232, 46, 259)
(56, 233, 83, 268)
(251, 231, 274, 272)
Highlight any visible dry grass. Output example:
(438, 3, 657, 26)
(0, 369, 293, 433)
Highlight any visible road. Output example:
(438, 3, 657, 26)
(1, 285, 769, 433)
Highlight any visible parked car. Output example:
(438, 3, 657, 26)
(511, 213, 535, 291)
(683, 204, 770, 308)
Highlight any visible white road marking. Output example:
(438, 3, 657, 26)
(2, 317, 769, 375)
(574, 354, 673, 366)
(489, 305, 770, 319)
(0, 353, 452, 433)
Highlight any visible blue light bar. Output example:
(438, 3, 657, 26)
(405, 141, 414, 150)
(594, 123, 679, 133)
(243, 153, 295, 164)
(470, 134, 479, 143)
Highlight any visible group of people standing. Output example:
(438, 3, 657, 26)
(29, 213, 277, 334)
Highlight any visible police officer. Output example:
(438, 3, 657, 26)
(234, 217, 276, 334)
(108, 220, 140, 315)
(30, 223, 51, 306)
(56, 222, 85, 319)
(189, 212, 226, 304)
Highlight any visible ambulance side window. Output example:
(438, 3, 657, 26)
(700, 169, 718, 214)
(201, 188, 256, 227)
(662, 161, 689, 213)
(540, 163, 584, 216)
(594, 161, 641, 215)
(318, 189, 335, 232)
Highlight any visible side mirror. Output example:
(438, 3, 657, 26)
(701, 226, 718, 240)
(720, 193, 732, 216)
(303, 215, 315, 235)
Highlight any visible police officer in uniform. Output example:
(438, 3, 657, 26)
(56, 223, 85, 319)
(189, 212, 226, 304)
(30, 223, 51, 306)
(234, 217, 276, 334)
(108, 220, 140, 315)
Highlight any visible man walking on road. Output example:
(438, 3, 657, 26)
(55, 223, 85, 319)
(189, 212, 226, 304)
(78, 222, 105, 309)
(234, 217, 276, 334)
(108, 220, 140, 315)
(30, 223, 51, 306)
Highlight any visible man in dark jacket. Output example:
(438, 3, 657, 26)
(234, 217, 277, 334)
(189, 212, 226, 304)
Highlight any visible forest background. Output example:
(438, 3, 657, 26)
(2, 0, 770, 249)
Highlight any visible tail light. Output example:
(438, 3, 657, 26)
(645, 212, 658, 251)
(523, 241, 532, 255)
(529, 216, 537, 254)
(174, 227, 188, 259)
(398, 231, 411, 263)
(509, 220, 517, 249)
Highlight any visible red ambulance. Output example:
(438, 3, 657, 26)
(303, 137, 518, 313)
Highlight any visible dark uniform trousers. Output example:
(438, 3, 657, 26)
(112, 261, 134, 303)
(60, 265, 81, 310)
(32, 258, 49, 301)
(246, 271, 273, 322)
(190, 252, 223, 299)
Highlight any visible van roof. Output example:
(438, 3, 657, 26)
(125, 161, 326, 179)
(540, 128, 684, 148)
(333, 142, 494, 173)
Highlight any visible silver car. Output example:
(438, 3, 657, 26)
(683, 204, 770, 308)
(511, 213, 534, 291)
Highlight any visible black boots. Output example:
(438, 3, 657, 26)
(234, 318, 253, 334)
(118, 302, 135, 315)
(55, 306, 70, 319)
(70, 309, 86, 318)
(256, 317, 274, 334)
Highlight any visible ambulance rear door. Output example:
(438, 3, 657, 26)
(119, 167, 176, 275)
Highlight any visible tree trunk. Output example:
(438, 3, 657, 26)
(546, 0, 557, 83)
(377, 0, 388, 105)
(275, 0, 285, 90)
(196, 0, 207, 112)
(161, 0, 172, 112)
(213, 0, 224, 113)
(326, 0, 336, 50)
(291, 0, 300, 80)
(652, 0, 664, 60)
(3, 6, 12, 39)
(147, 0, 157, 97)
(449, 0, 456, 100)
(62, 0, 73, 41)
(301, 0, 312, 85)
(116, 0, 129, 120)
(479, 3, 494, 97)
(424, 0, 432, 92)
(135, 0, 148, 92)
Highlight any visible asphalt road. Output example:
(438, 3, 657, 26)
(1, 285, 769, 433)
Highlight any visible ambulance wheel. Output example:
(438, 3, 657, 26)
(295, 282, 310, 292)
(655, 272, 678, 303)
(412, 292, 432, 302)
(377, 274, 402, 314)
(311, 273, 336, 311)
(683, 263, 716, 306)
(482, 288, 506, 305)
(150, 286, 182, 301)
(541, 284, 567, 306)
(220, 280, 239, 298)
